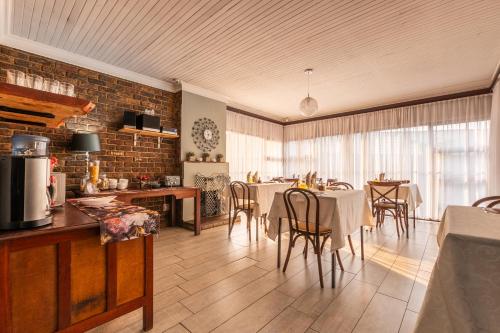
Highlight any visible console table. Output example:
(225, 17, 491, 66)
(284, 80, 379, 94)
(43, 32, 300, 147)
(78, 187, 202, 235)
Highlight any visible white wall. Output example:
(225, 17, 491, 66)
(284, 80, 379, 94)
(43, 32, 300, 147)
(180, 91, 226, 160)
(180, 91, 228, 222)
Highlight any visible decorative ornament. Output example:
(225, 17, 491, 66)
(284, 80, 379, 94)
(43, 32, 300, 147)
(192, 117, 220, 152)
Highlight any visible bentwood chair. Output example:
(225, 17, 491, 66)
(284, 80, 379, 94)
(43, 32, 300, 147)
(367, 181, 408, 238)
(327, 181, 354, 190)
(472, 196, 500, 208)
(282, 188, 344, 288)
(228, 181, 258, 241)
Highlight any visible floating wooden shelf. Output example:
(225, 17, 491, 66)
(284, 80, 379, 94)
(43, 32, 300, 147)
(0, 82, 95, 128)
(118, 127, 179, 139)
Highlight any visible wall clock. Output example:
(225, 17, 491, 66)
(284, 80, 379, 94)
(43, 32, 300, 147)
(192, 117, 220, 152)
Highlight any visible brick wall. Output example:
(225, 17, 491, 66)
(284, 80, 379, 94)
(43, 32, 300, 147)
(0, 45, 181, 219)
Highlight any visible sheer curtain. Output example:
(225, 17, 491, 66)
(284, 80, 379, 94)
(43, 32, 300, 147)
(490, 79, 500, 195)
(284, 95, 492, 219)
(226, 111, 284, 181)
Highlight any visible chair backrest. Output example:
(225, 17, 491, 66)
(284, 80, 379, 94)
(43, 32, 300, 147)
(326, 178, 337, 186)
(283, 188, 320, 236)
(229, 181, 252, 210)
(328, 181, 354, 190)
(472, 196, 500, 208)
(367, 181, 403, 208)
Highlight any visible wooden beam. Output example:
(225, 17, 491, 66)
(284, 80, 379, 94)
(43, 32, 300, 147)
(226, 106, 283, 125)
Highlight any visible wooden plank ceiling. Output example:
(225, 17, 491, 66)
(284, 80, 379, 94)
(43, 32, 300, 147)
(9, 0, 500, 120)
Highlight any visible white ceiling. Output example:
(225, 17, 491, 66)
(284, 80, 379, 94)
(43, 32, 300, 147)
(4, 0, 500, 120)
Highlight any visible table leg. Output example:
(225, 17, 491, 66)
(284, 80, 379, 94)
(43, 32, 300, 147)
(169, 195, 176, 227)
(277, 218, 282, 268)
(194, 189, 201, 236)
(413, 209, 416, 228)
(360, 226, 364, 260)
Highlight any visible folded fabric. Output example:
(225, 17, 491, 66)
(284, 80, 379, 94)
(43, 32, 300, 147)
(68, 199, 160, 245)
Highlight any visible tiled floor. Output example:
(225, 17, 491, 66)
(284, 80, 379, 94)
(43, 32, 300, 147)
(91, 217, 439, 333)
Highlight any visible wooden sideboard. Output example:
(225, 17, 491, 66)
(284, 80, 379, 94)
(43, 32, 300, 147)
(77, 187, 202, 235)
(0, 204, 153, 333)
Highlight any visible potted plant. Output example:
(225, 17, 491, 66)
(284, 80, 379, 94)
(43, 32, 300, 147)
(186, 152, 195, 162)
(216, 153, 224, 162)
(201, 152, 210, 162)
(138, 175, 150, 189)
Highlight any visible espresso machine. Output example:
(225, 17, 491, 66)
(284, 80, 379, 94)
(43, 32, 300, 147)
(0, 134, 53, 230)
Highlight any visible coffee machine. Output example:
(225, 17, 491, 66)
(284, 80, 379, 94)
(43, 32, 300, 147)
(0, 135, 53, 230)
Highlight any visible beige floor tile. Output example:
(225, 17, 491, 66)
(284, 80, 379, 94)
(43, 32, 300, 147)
(164, 324, 190, 333)
(181, 265, 268, 313)
(127, 302, 193, 333)
(154, 273, 186, 295)
(260, 306, 316, 333)
(377, 264, 416, 302)
(311, 280, 377, 333)
(179, 257, 257, 294)
(352, 293, 406, 333)
(212, 290, 294, 332)
(399, 310, 419, 333)
(292, 270, 355, 317)
(354, 260, 390, 286)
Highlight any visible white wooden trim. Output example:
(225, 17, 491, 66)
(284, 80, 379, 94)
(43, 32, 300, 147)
(181, 81, 229, 103)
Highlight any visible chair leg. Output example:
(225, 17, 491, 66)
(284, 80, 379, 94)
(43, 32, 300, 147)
(316, 240, 324, 288)
(282, 231, 294, 272)
(228, 201, 232, 237)
(335, 250, 344, 271)
(331, 251, 336, 288)
(320, 234, 329, 254)
(247, 212, 251, 242)
(394, 211, 400, 237)
(347, 235, 355, 255)
(303, 237, 309, 259)
(256, 213, 259, 241)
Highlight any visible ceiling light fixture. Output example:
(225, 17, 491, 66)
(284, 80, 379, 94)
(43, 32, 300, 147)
(299, 68, 318, 117)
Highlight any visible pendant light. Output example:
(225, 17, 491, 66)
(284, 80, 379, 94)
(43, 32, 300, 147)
(299, 68, 318, 117)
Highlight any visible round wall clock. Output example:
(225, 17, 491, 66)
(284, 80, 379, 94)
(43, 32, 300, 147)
(192, 117, 220, 152)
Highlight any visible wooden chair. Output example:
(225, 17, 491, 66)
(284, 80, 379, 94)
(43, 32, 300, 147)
(367, 181, 408, 238)
(282, 188, 344, 288)
(328, 181, 354, 190)
(323, 181, 356, 255)
(472, 196, 500, 208)
(228, 181, 258, 241)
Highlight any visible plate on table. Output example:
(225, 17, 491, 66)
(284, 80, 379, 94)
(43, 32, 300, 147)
(78, 196, 117, 207)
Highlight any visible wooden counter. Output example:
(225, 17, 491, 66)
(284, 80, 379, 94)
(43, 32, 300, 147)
(0, 204, 153, 333)
(77, 186, 202, 235)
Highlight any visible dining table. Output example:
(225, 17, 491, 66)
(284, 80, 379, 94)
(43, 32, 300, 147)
(414, 205, 500, 333)
(363, 183, 423, 222)
(237, 182, 294, 218)
(267, 189, 374, 267)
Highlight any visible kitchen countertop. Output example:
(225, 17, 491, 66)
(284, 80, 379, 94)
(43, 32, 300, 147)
(0, 203, 97, 241)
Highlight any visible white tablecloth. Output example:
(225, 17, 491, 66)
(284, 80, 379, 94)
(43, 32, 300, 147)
(247, 183, 293, 217)
(415, 206, 500, 333)
(363, 183, 423, 211)
(267, 190, 374, 251)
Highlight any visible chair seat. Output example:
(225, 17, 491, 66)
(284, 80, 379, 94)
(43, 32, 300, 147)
(374, 201, 406, 209)
(236, 199, 256, 209)
(293, 221, 331, 234)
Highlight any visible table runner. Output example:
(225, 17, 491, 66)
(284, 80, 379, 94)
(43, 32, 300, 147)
(68, 198, 160, 245)
(414, 206, 500, 332)
(267, 190, 374, 250)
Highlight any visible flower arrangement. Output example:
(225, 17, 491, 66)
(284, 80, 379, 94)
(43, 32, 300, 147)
(50, 156, 59, 172)
(138, 175, 150, 189)
(201, 152, 210, 162)
(216, 153, 224, 162)
(186, 152, 195, 161)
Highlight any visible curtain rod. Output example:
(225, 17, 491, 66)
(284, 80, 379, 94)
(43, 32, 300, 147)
(228, 87, 492, 127)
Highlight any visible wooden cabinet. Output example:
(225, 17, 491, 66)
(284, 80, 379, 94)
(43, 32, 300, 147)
(0, 206, 153, 333)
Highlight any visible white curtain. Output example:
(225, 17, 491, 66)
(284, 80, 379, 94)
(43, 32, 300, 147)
(489, 80, 500, 195)
(284, 95, 492, 219)
(226, 111, 284, 181)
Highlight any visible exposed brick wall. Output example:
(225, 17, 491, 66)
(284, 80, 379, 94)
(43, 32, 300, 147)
(0, 45, 181, 219)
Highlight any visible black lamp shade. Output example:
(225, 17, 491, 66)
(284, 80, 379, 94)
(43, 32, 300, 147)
(71, 133, 101, 152)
